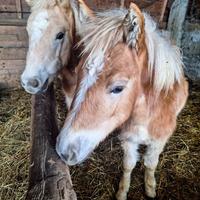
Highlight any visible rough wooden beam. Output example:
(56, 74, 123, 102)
(26, 84, 77, 200)
(167, 0, 189, 46)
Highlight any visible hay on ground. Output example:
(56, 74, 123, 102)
(0, 82, 199, 200)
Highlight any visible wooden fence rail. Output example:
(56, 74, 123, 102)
(27, 84, 77, 200)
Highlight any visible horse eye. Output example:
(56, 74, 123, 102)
(56, 32, 65, 40)
(110, 86, 124, 94)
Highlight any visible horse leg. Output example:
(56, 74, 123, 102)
(116, 139, 139, 200)
(143, 139, 166, 198)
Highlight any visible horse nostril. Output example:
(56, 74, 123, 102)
(60, 149, 78, 165)
(28, 79, 40, 88)
(61, 153, 69, 161)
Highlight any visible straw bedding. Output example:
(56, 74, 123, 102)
(0, 82, 199, 200)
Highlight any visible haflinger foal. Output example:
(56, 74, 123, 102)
(56, 3, 188, 199)
(21, 0, 92, 107)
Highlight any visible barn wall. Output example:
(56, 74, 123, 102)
(0, 0, 174, 89)
(182, 0, 200, 82)
(0, 0, 29, 89)
(86, 0, 170, 26)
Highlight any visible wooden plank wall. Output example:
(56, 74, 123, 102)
(0, 0, 30, 19)
(86, 0, 170, 24)
(0, 0, 29, 89)
(0, 0, 170, 89)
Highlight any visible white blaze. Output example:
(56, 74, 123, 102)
(28, 10, 49, 47)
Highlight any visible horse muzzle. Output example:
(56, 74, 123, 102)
(21, 76, 49, 94)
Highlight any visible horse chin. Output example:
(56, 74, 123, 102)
(23, 88, 38, 95)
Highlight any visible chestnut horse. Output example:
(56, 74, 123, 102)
(56, 3, 188, 199)
(21, 0, 92, 107)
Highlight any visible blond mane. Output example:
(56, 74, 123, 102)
(80, 9, 183, 92)
(80, 9, 126, 61)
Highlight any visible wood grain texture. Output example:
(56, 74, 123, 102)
(0, 60, 25, 70)
(15, 0, 22, 19)
(26, 84, 77, 200)
(0, 60, 25, 89)
(0, 24, 27, 88)
(0, 48, 27, 60)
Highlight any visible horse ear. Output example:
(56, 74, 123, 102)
(60, 0, 71, 9)
(78, 0, 93, 18)
(73, 0, 93, 22)
(123, 3, 145, 50)
(25, 0, 33, 7)
(70, 0, 93, 35)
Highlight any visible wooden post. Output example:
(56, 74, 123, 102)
(167, 0, 189, 46)
(26, 84, 77, 200)
(15, 0, 22, 19)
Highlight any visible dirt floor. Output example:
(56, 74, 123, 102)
(0, 82, 199, 200)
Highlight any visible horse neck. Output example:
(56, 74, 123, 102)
(126, 42, 152, 120)
(133, 41, 167, 112)
(134, 41, 151, 92)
